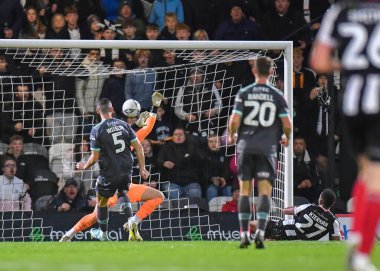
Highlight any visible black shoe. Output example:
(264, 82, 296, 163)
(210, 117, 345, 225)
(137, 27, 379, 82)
(254, 230, 265, 249)
(239, 234, 251, 249)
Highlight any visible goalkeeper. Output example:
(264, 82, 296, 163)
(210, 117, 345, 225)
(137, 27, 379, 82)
(60, 92, 165, 242)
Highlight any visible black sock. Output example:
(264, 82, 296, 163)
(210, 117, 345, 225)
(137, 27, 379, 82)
(118, 194, 133, 219)
(97, 206, 108, 232)
(257, 195, 270, 231)
(238, 195, 251, 232)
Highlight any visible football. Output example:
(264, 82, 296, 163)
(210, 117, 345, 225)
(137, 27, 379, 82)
(122, 99, 141, 118)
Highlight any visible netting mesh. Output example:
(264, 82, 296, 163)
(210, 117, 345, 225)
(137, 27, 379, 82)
(0, 44, 289, 241)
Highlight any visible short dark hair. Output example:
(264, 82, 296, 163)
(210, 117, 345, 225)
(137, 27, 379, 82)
(320, 188, 336, 209)
(255, 56, 273, 76)
(2, 156, 16, 167)
(97, 98, 112, 114)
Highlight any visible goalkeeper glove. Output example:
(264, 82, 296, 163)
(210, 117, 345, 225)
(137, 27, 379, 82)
(152, 92, 163, 107)
(135, 111, 150, 127)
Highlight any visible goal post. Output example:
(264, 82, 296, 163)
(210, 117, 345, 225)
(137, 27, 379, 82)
(0, 39, 293, 240)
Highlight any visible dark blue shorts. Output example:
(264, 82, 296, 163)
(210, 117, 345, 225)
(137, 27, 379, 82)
(96, 175, 131, 198)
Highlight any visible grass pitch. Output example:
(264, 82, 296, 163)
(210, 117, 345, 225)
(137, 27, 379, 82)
(0, 241, 378, 271)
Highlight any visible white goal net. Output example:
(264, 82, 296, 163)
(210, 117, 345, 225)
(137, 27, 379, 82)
(0, 39, 293, 241)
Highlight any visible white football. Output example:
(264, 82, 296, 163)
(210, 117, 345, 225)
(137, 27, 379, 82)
(122, 99, 141, 118)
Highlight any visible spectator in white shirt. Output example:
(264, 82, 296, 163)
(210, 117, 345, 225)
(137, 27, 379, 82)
(0, 157, 31, 211)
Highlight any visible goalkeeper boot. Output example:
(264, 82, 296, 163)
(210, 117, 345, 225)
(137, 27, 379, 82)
(90, 228, 109, 241)
(239, 233, 251, 249)
(254, 229, 265, 249)
(123, 218, 143, 241)
(59, 234, 72, 242)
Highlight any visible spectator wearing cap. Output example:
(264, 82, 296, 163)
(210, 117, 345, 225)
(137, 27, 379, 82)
(80, 14, 103, 40)
(174, 67, 222, 137)
(47, 179, 95, 212)
(149, 0, 184, 31)
(214, 2, 264, 41)
(99, 19, 124, 65)
(0, 157, 31, 212)
(115, 1, 145, 38)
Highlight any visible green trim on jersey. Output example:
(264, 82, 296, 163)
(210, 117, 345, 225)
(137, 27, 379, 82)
(279, 113, 289, 117)
(130, 137, 137, 143)
(91, 147, 100, 152)
(232, 109, 243, 115)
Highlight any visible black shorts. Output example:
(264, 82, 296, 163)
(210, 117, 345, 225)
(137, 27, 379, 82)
(265, 220, 300, 241)
(237, 152, 276, 183)
(344, 115, 380, 161)
(96, 175, 131, 198)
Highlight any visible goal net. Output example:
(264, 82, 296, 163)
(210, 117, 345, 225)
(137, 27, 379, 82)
(0, 39, 293, 241)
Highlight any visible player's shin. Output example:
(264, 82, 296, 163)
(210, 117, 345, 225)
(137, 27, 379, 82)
(97, 206, 109, 232)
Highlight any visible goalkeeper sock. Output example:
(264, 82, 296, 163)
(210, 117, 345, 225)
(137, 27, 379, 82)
(136, 197, 164, 221)
(238, 195, 251, 233)
(257, 195, 270, 231)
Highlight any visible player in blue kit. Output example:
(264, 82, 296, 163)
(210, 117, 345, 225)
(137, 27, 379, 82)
(228, 56, 292, 249)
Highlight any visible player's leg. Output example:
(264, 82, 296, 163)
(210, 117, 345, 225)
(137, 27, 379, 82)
(237, 153, 255, 248)
(253, 155, 275, 249)
(254, 179, 272, 249)
(124, 184, 165, 241)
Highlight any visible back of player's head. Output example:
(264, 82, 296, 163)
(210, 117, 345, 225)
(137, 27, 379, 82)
(320, 188, 336, 209)
(254, 56, 273, 76)
(97, 98, 112, 114)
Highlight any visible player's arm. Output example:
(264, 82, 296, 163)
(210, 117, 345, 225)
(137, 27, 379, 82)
(283, 206, 295, 215)
(280, 116, 292, 147)
(310, 42, 341, 74)
(228, 112, 241, 144)
(77, 150, 100, 170)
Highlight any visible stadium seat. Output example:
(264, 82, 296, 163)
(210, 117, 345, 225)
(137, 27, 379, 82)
(35, 195, 53, 211)
(0, 142, 8, 155)
(208, 196, 232, 212)
(28, 169, 59, 202)
(48, 143, 74, 178)
(23, 143, 48, 159)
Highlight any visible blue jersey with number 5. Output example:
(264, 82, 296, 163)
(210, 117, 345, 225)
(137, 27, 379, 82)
(90, 118, 137, 178)
(232, 83, 289, 156)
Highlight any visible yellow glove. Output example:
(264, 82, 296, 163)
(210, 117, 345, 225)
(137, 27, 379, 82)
(135, 111, 150, 127)
(152, 92, 163, 107)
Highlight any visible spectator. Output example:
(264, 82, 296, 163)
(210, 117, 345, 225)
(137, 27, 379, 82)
(221, 187, 239, 212)
(149, 0, 184, 31)
(47, 178, 95, 212)
(293, 135, 317, 202)
(259, 0, 311, 49)
(100, 20, 124, 65)
(0, 157, 31, 211)
(121, 20, 140, 40)
(292, 47, 317, 156)
(139, 139, 160, 187)
(0, 0, 24, 39)
(3, 135, 28, 182)
(157, 127, 203, 199)
(116, 1, 145, 38)
(64, 6, 82, 58)
(145, 23, 159, 40)
(75, 48, 107, 116)
(100, 59, 126, 118)
(203, 134, 232, 202)
(309, 74, 340, 189)
(149, 105, 173, 149)
(175, 23, 191, 40)
(214, 3, 264, 41)
(45, 13, 71, 39)
(125, 49, 156, 112)
(158, 12, 178, 40)
(75, 0, 105, 26)
(174, 67, 222, 137)
(80, 14, 103, 40)
(193, 29, 209, 40)
(19, 6, 47, 39)
(1, 82, 44, 144)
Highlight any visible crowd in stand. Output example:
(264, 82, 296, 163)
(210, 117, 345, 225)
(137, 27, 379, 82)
(0, 0, 346, 212)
